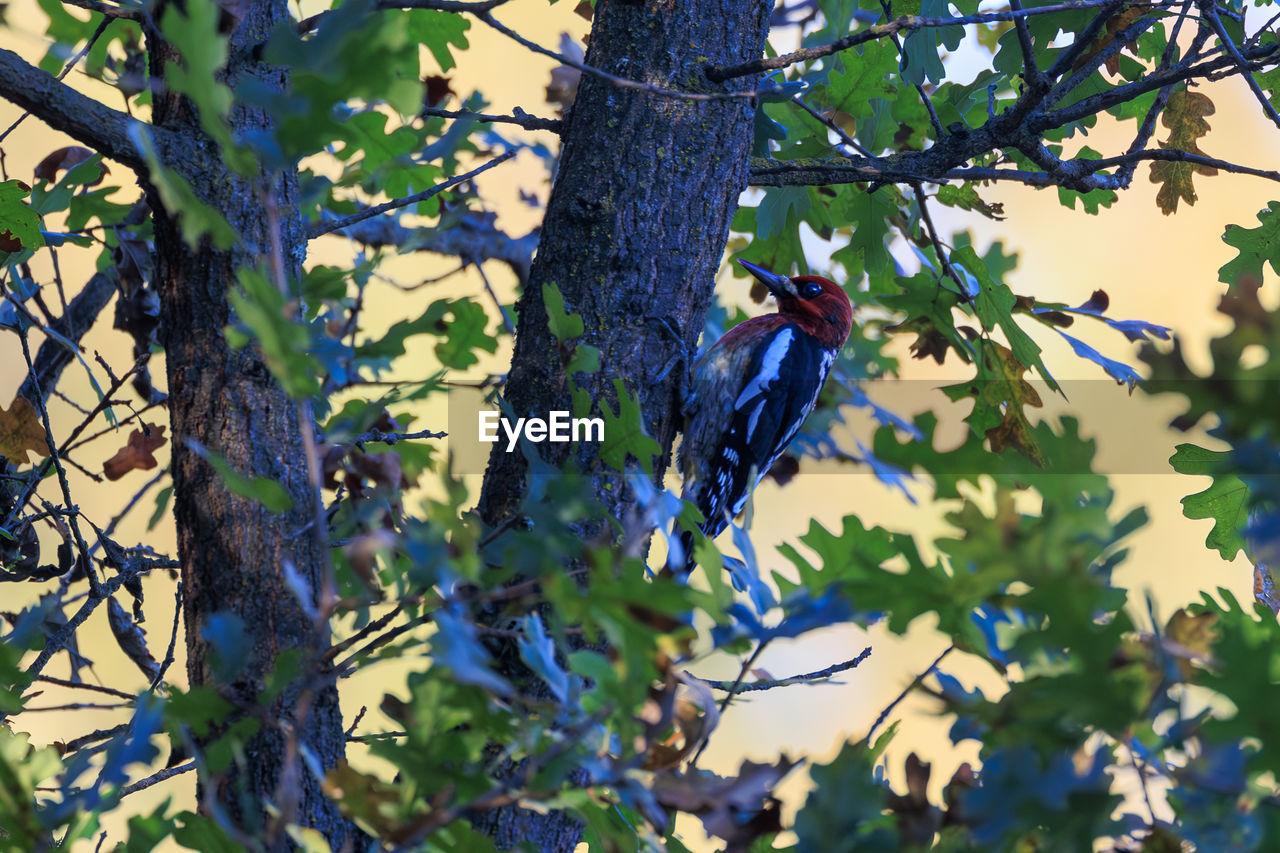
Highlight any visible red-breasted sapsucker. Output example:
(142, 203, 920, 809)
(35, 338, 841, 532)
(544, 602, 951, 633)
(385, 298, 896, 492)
(671, 259, 853, 570)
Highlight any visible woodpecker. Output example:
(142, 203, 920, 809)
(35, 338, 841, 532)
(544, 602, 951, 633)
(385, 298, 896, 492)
(672, 259, 853, 571)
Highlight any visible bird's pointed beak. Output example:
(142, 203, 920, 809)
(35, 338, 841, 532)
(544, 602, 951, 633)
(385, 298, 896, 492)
(739, 259, 798, 299)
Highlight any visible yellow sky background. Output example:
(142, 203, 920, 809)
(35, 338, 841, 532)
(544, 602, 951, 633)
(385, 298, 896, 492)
(1, 1, 1273, 849)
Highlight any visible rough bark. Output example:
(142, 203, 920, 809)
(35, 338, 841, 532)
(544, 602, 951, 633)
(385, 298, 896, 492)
(477, 0, 769, 524)
(147, 1, 357, 848)
(473, 0, 771, 848)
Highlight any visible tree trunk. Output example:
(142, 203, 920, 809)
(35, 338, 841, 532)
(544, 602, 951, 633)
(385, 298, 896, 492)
(149, 1, 356, 848)
(474, 0, 770, 847)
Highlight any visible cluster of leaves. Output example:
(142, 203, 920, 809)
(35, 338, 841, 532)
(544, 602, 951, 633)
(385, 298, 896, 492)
(3, 0, 1280, 850)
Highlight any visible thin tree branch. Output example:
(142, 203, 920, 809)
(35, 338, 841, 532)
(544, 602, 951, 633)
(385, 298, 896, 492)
(697, 646, 872, 693)
(1039, 42, 1279, 129)
(865, 644, 954, 745)
(17, 327, 102, 595)
(1042, 0, 1129, 83)
(473, 260, 515, 337)
(59, 0, 138, 18)
(318, 427, 448, 448)
(707, 0, 1177, 81)
(747, 143, 1280, 190)
(0, 16, 113, 145)
(1203, 4, 1280, 130)
(319, 212, 538, 287)
(789, 95, 875, 159)
(307, 151, 517, 239)
(1082, 147, 1280, 182)
(149, 581, 182, 691)
(1008, 0, 1042, 82)
(877, 0, 945, 137)
(117, 761, 195, 798)
(1117, 1, 1198, 183)
(422, 106, 562, 133)
(32, 675, 136, 700)
(298, 0, 511, 31)
(16, 273, 117, 407)
(0, 48, 159, 172)
(475, 11, 758, 102)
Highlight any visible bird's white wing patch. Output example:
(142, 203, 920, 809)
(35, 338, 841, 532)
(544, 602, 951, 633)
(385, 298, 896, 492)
(733, 327, 793, 412)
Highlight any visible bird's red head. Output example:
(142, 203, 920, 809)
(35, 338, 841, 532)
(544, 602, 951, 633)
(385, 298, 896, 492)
(739, 260, 853, 351)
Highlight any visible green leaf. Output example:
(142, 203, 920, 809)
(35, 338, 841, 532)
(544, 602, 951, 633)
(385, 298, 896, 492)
(128, 126, 237, 249)
(227, 268, 322, 398)
(1219, 201, 1280, 286)
(162, 0, 254, 174)
(173, 812, 243, 853)
(0, 180, 45, 253)
(598, 379, 661, 475)
(812, 40, 896, 124)
(795, 735, 899, 851)
(434, 299, 497, 369)
(567, 344, 600, 377)
(880, 273, 973, 366)
(148, 485, 173, 532)
(936, 183, 1004, 219)
(756, 186, 810, 241)
(188, 440, 294, 513)
(543, 281, 584, 342)
(67, 185, 132, 231)
(944, 340, 1045, 465)
(406, 9, 470, 73)
(1057, 150, 1117, 214)
(254, 0, 425, 159)
(950, 245, 1059, 393)
(1169, 444, 1249, 560)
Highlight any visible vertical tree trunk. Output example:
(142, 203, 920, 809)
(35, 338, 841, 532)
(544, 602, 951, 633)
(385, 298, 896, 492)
(148, 1, 356, 848)
(478, 0, 769, 521)
(474, 0, 770, 847)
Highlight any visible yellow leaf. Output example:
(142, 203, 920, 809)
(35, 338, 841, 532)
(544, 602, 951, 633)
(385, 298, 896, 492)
(1149, 89, 1217, 215)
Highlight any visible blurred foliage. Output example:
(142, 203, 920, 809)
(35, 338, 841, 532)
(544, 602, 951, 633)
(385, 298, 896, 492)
(3, 0, 1280, 850)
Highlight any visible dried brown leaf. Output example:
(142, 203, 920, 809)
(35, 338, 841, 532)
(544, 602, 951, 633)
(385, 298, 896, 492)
(0, 395, 49, 463)
(103, 424, 167, 480)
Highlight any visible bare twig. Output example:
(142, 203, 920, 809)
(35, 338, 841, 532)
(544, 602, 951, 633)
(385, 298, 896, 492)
(318, 427, 447, 448)
(422, 106, 562, 133)
(747, 144, 1280, 190)
(790, 95, 875, 159)
(1008, 0, 1042, 82)
(473, 261, 516, 337)
(0, 17, 113, 144)
(697, 646, 872, 693)
(149, 581, 183, 691)
(17, 327, 102, 594)
(477, 11, 758, 102)
(117, 761, 195, 798)
(307, 151, 518, 239)
(688, 641, 770, 768)
(865, 644, 954, 745)
(59, 0, 138, 18)
(32, 675, 135, 700)
(1117, 0, 1198, 183)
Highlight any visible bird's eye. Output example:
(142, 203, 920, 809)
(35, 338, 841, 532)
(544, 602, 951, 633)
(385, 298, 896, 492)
(799, 281, 823, 299)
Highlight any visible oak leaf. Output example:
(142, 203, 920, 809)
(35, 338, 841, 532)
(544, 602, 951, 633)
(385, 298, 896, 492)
(103, 424, 167, 480)
(0, 395, 49, 463)
(33, 146, 107, 187)
(1149, 90, 1217, 215)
